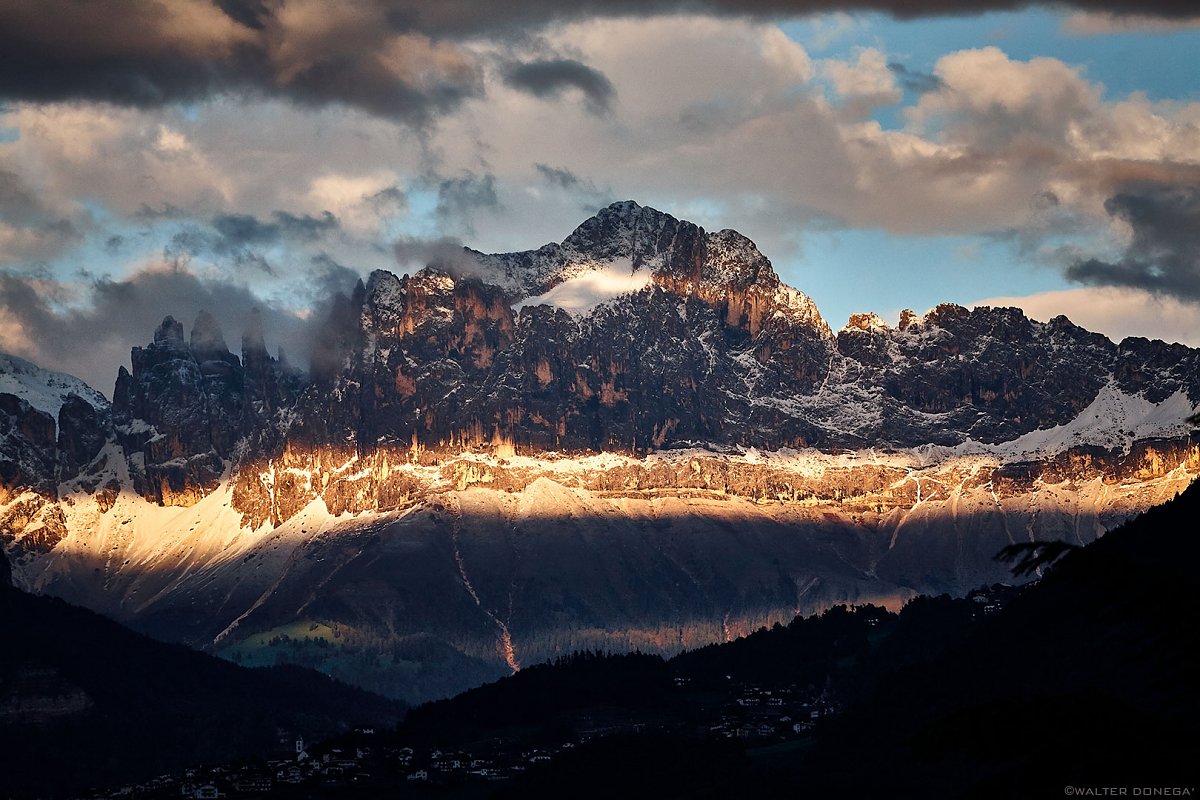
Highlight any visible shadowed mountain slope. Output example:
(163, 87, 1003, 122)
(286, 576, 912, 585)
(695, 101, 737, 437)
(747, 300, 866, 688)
(0, 551, 402, 799)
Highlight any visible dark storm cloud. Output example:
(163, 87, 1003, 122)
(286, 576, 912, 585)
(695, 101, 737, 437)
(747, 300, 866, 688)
(1, 1, 1191, 121)
(1066, 184, 1200, 301)
(211, 214, 280, 246)
(298, 0, 1200, 36)
(535, 163, 584, 190)
(433, 173, 501, 234)
(0, 168, 81, 261)
(502, 58, 615, 114)
(0, 267, 321, 395)
(212, 211, 339, 247)
(534, 163, 613, 215)
(0, 0, 483, 124)
(888, 62, 943, 93)
(163, 211, 340, 274)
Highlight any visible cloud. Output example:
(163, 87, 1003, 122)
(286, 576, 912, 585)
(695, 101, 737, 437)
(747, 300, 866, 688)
(433, 172, 501, 234)
(212, 210, 339, 246)
(502, 58, 616, 114)
(887, 62, 943, 94)
(908, 46, 1101, 150)
(0, 0, 483, 124)
(392, 235, 491, 280)
(972, 285, 1200, 347)
(1062, 12, 1200, 35)
(0, 168, 81, 262)
(535, 163, 586, 190)
(6, 16, 1194, 251)
(159, 210, 341, 277)
(822, 48, 899, 102)
(533, 163, 613, 213)
(1065, 183, 1200, 300)
(195, 1, 1200, 40)
(5, 1, 1193, 125)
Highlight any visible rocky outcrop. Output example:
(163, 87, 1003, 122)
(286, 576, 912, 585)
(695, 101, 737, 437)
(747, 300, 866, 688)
(0, 394, 57, 500)
(834, 306, 1199, 445)
(112, 312, 301, 505)
(0, 354, 113, 498)
(57, 394, 109, 481)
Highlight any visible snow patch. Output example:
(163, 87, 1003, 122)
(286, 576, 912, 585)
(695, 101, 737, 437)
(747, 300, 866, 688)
(988, 383, 1197, 459)
(0, 352, 110, 419)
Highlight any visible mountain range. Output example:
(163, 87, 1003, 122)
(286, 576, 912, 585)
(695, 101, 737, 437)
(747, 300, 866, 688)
(2, 201, 1197, 703)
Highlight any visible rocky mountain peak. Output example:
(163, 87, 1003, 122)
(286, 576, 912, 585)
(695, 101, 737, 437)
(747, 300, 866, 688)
(241, 308, 269, 360)
(152, 316, 187, 351)
(189, 310, 230, 361)
(845, 312, 891, 333)
(566, 201, 705, 277)
(898, 309, 923, 331)
(0, 353, 109, 420)
(701, 228, 775, 288)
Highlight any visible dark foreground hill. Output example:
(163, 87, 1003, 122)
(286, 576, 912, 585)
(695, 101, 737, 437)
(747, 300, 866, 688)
(0, 557, 403, 799)
(751, 479, 1200, 799)
(380, 478, 1200, 799)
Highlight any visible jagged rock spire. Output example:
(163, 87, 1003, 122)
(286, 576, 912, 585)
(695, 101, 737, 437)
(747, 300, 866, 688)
(190, 310, 230, 360)
(152, 316, 187, 350)
(241, 308, 268, 361)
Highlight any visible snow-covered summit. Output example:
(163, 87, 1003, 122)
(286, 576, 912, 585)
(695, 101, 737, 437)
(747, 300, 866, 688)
(469, 201, 694, 298)
(0, 352, 110, 419)
(463, 201, 830, 335)
(843, 312, 891, 334)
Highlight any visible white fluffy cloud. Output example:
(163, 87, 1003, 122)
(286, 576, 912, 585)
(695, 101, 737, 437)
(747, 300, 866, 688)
(821, 48, 901, 105)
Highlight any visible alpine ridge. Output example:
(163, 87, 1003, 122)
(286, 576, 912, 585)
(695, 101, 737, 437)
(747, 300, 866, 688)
(2, 201, 1198, 703)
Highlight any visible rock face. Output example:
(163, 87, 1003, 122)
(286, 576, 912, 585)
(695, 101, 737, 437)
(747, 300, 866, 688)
(2, 200, 1199, 704)
(80, 201, 1200, 480)
(112, 312, 301, 505)
(288, 202, 833, 455)
(0, 393, 58, 500)
(1, 356, 113, 562)
(0, 354, 111, 499)
(265, 201, 1198, 457)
